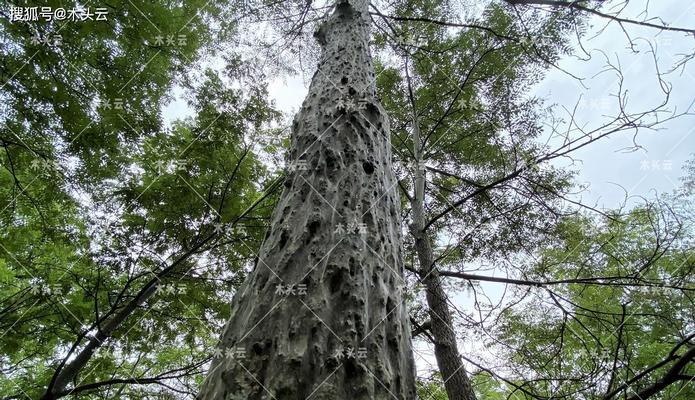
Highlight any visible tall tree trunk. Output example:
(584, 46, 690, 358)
(413, 237, 478, 400)
(197, 1, 416, 398)
(407, 65, 477, 400)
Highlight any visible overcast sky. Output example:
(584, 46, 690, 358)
(534, 0, 695, 209)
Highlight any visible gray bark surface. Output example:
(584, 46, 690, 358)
(415, 242, 478, 400)
(197, 1, 416, 398)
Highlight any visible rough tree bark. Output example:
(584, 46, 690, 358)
(412, 232, 478, 400)
(406, 64, 478, 400)
(197, 1, 416, 398)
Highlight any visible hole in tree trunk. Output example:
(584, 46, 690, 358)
(279, 230, 288, 249)
(326, 153, 336, 170)
(307, 220, 320, 239)
(329, 270, 343, 293)
(344, 357, 360, 379)
(362, 161, 375, 174)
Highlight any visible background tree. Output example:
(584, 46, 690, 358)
(369, 1, 582, 396)
(490, 181, 694, 399)
(1, 1, 282, 398)
(368, 1, 693, 398)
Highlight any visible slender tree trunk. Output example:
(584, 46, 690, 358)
(414, 239, 478, 400)
(197, 1, 416, 398)
(407, 65, 477, 400)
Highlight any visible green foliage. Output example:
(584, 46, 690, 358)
(471, 372, 507, 400)
(1, 1, 281, 398)
(494, 197, 694, 399)
(417, 378, 449, 400)
(373, 0, 580, 263)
